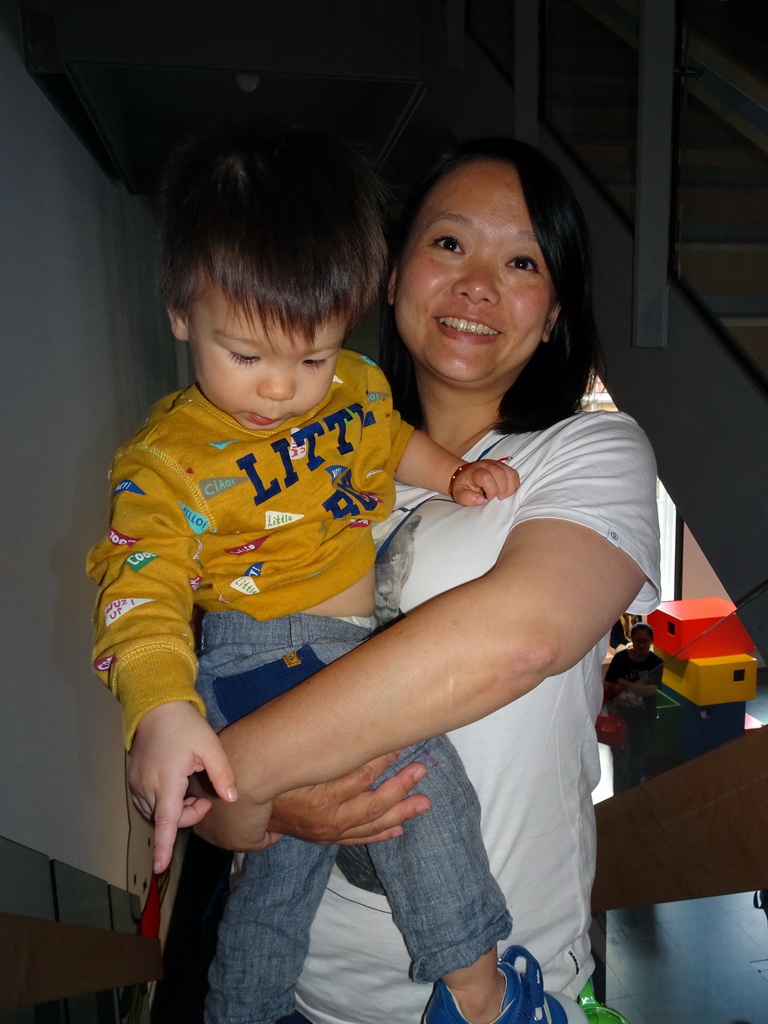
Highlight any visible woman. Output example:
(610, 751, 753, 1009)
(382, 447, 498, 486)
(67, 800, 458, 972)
(193, 138, 661, 1022)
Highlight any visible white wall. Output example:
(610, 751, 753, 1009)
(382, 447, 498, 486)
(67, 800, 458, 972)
(681, 524, 731, 602)
(0, 15, 177, 888)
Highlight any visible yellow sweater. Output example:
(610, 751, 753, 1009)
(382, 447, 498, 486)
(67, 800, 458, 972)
(87, 350, 413, 743)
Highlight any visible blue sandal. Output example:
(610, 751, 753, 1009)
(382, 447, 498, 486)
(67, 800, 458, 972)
(423, 945, 587, 1023)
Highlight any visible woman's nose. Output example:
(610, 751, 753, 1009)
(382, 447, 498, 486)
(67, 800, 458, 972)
(452, 260, 500, 304)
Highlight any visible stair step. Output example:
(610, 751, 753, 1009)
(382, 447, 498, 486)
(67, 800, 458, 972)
(679, 189, 768, 220)
(719, 319, 768, 379)
(678, 243, 768, 293)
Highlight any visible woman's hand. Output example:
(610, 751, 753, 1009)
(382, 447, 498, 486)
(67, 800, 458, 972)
(269, 753, 431, 845)
(193, 751, 431, 851)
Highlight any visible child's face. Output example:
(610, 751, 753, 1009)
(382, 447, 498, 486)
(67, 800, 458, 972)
(169, 291, 346, 433)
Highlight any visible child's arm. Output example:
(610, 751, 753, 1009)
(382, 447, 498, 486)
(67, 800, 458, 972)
(128, 702, 239, 873)
(395, 428, 520, 505)
(87, 446, 239, 873)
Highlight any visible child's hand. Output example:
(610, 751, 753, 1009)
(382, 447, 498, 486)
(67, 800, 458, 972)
(127, 701, 238, 874)
(449, 459, 520, 506)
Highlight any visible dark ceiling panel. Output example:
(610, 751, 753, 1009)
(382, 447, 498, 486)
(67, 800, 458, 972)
(53, 0, 424, 80)
(21, 0, 454, 195)
(67, 63, 422, 194)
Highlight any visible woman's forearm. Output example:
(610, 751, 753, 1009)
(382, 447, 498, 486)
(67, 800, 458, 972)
(218, 519, 647, 804)
(217, 589, 542, 804)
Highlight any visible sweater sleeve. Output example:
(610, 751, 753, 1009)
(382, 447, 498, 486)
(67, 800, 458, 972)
(366, 358, 415, 476)
(86, 443, 207, 747)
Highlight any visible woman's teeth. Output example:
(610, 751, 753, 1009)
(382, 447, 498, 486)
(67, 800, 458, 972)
(438, 317, 499, 336)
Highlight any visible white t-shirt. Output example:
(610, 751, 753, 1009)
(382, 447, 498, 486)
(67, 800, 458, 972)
(295, 411, 661, 1024)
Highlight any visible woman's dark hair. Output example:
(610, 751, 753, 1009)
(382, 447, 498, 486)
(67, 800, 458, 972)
(380, 137, 603, 432)
(631, 621, 654, 639)
(157, 119, 388, 337)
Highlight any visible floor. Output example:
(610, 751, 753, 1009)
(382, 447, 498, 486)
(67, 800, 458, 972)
(602, 894, 768, 1024)
(592, 670, 768, 1024)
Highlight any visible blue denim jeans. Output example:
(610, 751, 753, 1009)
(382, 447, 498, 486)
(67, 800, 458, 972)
(611, 705, 655, 793)
(196, 610, 511, 1024)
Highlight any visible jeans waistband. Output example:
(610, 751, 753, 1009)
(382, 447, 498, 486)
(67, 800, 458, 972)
(200, 608, 373, 652)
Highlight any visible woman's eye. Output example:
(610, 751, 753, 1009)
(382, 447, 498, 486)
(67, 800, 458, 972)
(434, 235, 462, 252)
(510, 255, 538, 271)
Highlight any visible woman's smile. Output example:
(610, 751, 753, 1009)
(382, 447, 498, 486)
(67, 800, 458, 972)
(436, 316, 500, 337)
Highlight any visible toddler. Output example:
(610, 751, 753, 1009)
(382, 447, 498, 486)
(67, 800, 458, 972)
(88, 121, 519, 1024)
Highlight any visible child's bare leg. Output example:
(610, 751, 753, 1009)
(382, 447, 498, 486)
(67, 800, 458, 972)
(441, 949, 506, 1024)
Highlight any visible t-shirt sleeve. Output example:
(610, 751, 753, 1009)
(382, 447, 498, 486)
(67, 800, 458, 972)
(512, 413, 661, 613)
(604, 651, 627, 683)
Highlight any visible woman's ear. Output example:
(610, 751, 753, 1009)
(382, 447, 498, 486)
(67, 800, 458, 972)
(541, 302, 561, 343)
(167, 309, 190, 342)
(386, 265, 398, 305)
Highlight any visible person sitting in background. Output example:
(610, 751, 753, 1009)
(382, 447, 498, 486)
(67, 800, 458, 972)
(605, 620, 664, 792)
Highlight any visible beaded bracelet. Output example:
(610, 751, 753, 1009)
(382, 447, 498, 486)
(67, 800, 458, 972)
(448, 462, 472, 500)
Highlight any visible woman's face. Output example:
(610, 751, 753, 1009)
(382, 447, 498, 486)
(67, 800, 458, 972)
(388, 159, 560, 402)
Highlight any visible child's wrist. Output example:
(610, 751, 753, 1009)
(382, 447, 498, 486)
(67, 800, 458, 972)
(448, 462, 472, 500)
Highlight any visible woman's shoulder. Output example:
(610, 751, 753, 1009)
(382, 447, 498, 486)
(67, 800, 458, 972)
(610, 646, 632, 665)
(479, 410, 655, 467)
(545, 409, 650, 447)
(552, 410, 656, 469)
